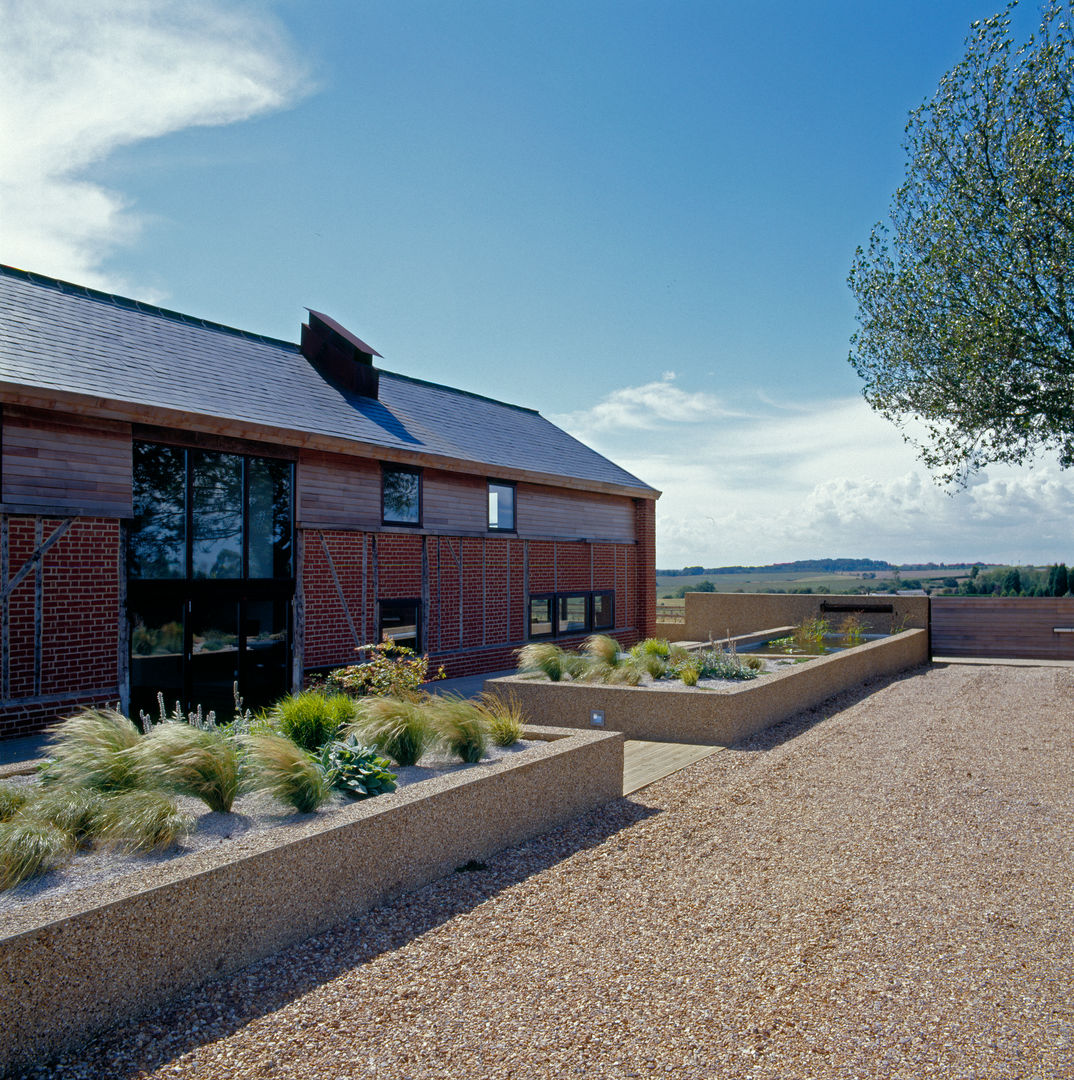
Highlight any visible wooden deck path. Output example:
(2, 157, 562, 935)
(622, 739, 722, 795)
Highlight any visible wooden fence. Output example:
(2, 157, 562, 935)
(930, 596, 1074, 660)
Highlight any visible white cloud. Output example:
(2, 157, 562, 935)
(552, 380, 1074, 568)
(0, 0, 309, 290)
(552, 372, 745, 433)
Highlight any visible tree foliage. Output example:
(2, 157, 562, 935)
(849, 2, 1074, 482)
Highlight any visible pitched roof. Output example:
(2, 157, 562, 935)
(0, 265, 656, 496)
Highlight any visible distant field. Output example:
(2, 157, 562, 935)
(656, 568, 979, 598)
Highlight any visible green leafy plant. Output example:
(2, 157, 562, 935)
(0, 818, 71, 890)
(0, 783, 29, 822)
(744, 655, 765, 671)
(476, 690, 524, 747)
(428, 695, 489, 764)
(267, 690, 357, 753)
(136, 722, 243, 813)
(692, 647, 758, 682)
(794, 617, 831, 653)
(327, 641, 445, 700)
(96, 790, 195, 852)
(517, 642, 568, 682)
(318, 735, 397, 800)
(42, 708, 144, 792)
(241, 733, 331, 813)
(353, 698, 438, 767)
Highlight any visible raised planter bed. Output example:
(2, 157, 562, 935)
(0, 725, 623, 1075)
(485, 629, 929, 745)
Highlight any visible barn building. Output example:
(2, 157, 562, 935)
(0, 265, 658, 739)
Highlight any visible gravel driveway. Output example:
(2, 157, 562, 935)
(22, 662, 1074, 1079)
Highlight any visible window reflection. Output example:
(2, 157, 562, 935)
(192, 451, 243, 578)
(130, 444, 185, 579)
(248, 458, 293, 578)
(382, 467, 421, 524)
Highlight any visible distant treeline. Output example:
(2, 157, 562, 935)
(658, 558, 893, 576)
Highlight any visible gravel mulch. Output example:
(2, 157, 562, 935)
(19, 662, 1074, 1079)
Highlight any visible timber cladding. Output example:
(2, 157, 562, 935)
(931, 596, 1074, 659)
(1, 408, 133, 518)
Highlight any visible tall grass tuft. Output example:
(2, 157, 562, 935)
(0, 782, 29, 822)
(268, 690, 357, 752)
(353, 698, 438, 766)
(0, 819, 71, 890)
(43, 708, 144, 792)
(137, 722, 243, 813)
(241, 734, 331, 813)
(476, 691, 524, 746)
(428, 695, 489, 763)
(583, 634, 621, 666)
(97, 790, 195, 852)
(517, 642, 567, 682)
(24, 786, 107, 847)
(634, 638, 671, 658)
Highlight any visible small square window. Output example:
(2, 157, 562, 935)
(382, 466, 421, 525)
(379, 599, 420, 652)
(487, 481, 516, 531)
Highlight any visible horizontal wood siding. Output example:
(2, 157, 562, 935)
(517, 483, 635, 542)
(2, 408, 132, 516)
(931, 596, 1074, 659)
(299, 453, 638, 542)
(296, 450, 380, 529)
(423, 469, 484, 532)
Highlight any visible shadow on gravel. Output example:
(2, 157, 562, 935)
(728, 664, 930, 754)
(26, 796, 660, 1080)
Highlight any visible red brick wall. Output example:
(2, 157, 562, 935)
(634, 498, 657, 638)
(299, 528, 648, 679)
(0, 516, 121, 738)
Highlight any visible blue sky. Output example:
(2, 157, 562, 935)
(2, 0, 1069, 568)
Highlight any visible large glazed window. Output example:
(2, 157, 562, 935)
(129, 442, 294, 718)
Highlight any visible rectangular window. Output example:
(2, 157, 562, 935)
(593, 590, 614, 630)
(192, 451, 243, 579)
(379, 599, 420, 652)
(487, 480, 516, 531)
(528, 594, 554, 638)
(131, 443, 186, 579)
(382, 465, 421, 525)
(557, 593, 590, 635)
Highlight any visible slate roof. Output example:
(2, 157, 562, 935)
(0, 266, 655, 495)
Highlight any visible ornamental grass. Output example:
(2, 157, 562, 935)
(137, 722, 243, 813)
(241, 733, 331, 814)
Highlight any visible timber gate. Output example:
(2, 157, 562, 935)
(930, 596, 1074, 660)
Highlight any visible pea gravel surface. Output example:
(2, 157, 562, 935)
(22, 663, 1074, 1079)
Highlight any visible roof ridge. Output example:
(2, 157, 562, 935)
(381, 369, 540, 416)
(0, 263, 299, 352)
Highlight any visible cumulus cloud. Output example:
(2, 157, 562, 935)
(552, 379, 1074, 567)
(0, 0, 309, 289)
(552, 372, 744, 433)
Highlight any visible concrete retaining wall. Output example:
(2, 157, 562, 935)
(0, 726, 623, 1075)
(486, 629, 928, 745)
(680, 592, 929, 642)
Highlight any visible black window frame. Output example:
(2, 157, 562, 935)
(381, 464, 423, 527)
(486, 479, 517, 533)
(527, 593, 556, 639)
(592, 589, 615, 631)
(128, 440, 295, 718)
(526, 590, 615, 640)
(378, 597, 422, 653)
